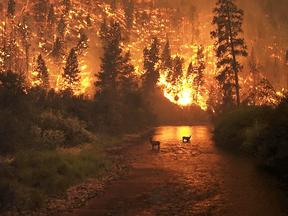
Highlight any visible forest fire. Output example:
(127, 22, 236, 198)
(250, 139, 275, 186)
(0, 0, 286, 109)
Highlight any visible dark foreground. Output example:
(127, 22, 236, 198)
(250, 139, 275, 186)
(60, 126, 288, 216)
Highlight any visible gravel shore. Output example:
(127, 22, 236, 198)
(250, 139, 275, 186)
(2, 129, 153, 216)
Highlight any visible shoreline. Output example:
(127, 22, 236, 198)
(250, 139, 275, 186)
(2, 128, 154, 216)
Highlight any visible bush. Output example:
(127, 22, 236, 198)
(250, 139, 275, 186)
(0, 109, 34, 155)
(255, 122, 288, 175)
(242, 121, 267, 153)
(212, 106, 273, 149)
(38, 110, 93, 148)
(0, 183, 15, 213)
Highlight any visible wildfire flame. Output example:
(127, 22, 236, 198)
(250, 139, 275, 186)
(0, 0, 285, 109)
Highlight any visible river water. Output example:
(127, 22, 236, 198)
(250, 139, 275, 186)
(148, 125, 288, 216)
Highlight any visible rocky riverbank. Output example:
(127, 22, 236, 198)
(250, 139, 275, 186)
(2, 129, 153, 216)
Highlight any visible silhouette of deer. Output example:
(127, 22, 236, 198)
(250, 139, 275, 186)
(182, 135, 191, 142)
(150, 138, 160, 151)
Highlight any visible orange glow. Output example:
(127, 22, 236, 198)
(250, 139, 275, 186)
(0, 0, 284, 109)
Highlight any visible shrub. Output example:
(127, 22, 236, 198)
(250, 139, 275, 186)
(242, 121, 267, 153)
(0, 109, 33, 155)
(0, 183, 15, 213)
(255, 122, 288, 175)
(213, 106, 273, 149)
(37, 110, 93, 148)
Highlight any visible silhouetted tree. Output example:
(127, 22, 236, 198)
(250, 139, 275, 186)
(75, 29, 88, 56)
(47, 4, 55, 24)
(51, 37, 65, 60)
(7, 0, 16, 17)
(63, 0, 70, 15)
(170, 55, 184, 101)
(186, 62, 193, 82)
(99, 17, 108, 44)
(206, 85, 221, 122)
(94, 21, 139, 133)
(62, 48, 81, 93)
(18, 13, 31, 74)
(95, 22, 134, 97)
(0, 70, 27, 109)
(161, 39, 172, 71)
(211, 0, 248, 107)
(35, 54, 50, 90)
(33, 0, 48, 22)
(86, 13, 92, 26)
(142, 37, 160, 94)
(57, 16, 66, 37)
(123, 0, 134, 31)
(249, 47, 260, 105)
(192, 45, 205, 101)
(118, 51, 137, 96)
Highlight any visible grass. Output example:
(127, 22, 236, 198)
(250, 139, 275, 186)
(0, 135, 121, 211)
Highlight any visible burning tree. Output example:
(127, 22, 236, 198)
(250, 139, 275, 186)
(247, 77, 282, 107)
(211, 0, 248, 108)
(62, 48, 81, 93)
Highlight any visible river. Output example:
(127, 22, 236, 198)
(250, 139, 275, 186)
(146, 125, 288, 215)
(62, 125, 288, 216)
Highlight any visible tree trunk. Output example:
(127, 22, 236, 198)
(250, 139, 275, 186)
(227, 10, 240, 107)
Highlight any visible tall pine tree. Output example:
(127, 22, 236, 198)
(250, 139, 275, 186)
(62, 48, 81, 93)
(211, 0, 248, 108)
(142, 37, 160, 94)
(161, 39, 172, 72)
(35, 54, 50, 90)
(95, 21, 123, 93)
(192, 45, 205, 101)
(170, 55, 184, 101)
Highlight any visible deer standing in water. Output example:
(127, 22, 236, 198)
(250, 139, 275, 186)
(182, 135, 191, 142)
(150, 138, 160, 151)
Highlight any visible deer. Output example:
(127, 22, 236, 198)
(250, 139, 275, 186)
(182, 135, 191, 142)
(150, 138, 160, 151)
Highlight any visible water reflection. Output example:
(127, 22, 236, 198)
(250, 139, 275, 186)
(147, 126, 288, 215)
